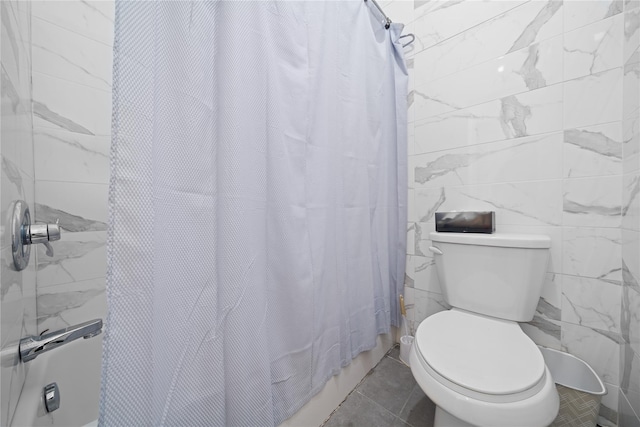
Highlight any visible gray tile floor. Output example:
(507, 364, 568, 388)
(321, 346, 436, 427)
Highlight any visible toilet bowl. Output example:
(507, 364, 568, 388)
(409, 232, 559, 427)
(410, 309, 559, 427)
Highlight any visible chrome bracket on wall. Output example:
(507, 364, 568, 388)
(10, 200, 61, 271)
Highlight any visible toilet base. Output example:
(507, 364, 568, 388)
(434, 407, 476, 427)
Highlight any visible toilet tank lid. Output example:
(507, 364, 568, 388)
(429, 232, 551, 248)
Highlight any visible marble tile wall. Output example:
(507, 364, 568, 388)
(395, 0, 640, 425)
(29, 1, 113, 424)
(1, 2, 37, 425)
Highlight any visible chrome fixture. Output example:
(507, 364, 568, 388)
(44, 383, 61, 412)
(19, 319, 103, 363)
(10, 200, 61, 271)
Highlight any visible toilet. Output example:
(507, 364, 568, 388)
(409, 232, 559, 427)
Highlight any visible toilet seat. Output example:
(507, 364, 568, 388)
(414, 309, 545, 400)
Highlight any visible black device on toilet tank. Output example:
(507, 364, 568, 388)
(435, 211, 495, 233)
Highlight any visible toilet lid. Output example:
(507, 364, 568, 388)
(415, 310, 545, 395)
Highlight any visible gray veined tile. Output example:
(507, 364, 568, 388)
(563, 14, 624, 81)
(35, 278, 107, 333)
(411, 0, 527, 53)
(36, 231, 107, 288)
(31, 1, 115, 47)
(33, 128, 110, 184)
(508, 0, 563, 53)
(415, 84, 563, 154)
(620, 343, 640, 418)
(413, 132, 563, 189)
(618, 389, 640, 427)
(623, 173, 640, 230)
(562, 227, 622, 282)
(35, 203, 107, 232)
(565, 0, 623, 33)
(522, 316, 561, 350)
(1, 156, 24, 196)
(561, 275, 622, 333)
(622, 285, 640, 355)
(33, 101, 93, 135)
(413, 36, 563, 120)
(561, 322, 622, 386)
(413, 1, 560, 85)
(32, 72, 112, 136)
(32, 16, 113, 92)
(564, 123, 623, 178)
(625, 9, 640, 64)
(563, 175, 622, 228)
(564, 67, 624, 130)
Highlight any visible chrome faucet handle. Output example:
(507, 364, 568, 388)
(23, 219, 62, 257)
(19, 319, 103, 362)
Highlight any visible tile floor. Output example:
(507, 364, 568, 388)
(322, 346, 436, 427)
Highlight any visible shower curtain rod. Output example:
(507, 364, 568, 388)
(364, 0, 392, 29)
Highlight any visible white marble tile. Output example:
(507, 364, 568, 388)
(564, 0, 623, 32)
(412, 0, 527, 52)
(33, 128, 110, 184)
(36, 231, 107, 288)
(538, 272, 563, 321)
(36, 277, 107, 333)
(35, 181, 108, 227)
(620, 344, 640, 418)
(413, 289, 449, 325)
(622, 285, 640, 354)
(522, 317, 562, 350)
(625, 9, 640, 64)
(415, 180, 563, 226)
(414, 36, 563, 120)
(564, 122, 623, 178)
(623, 173, 640, 231)
(563, 175, 622, 228)
(618, 388, 640, 427)
(407, 119, 415, 158)
(414, 2, 563, 85)
(413, 221, 431, 257)
(32, 16, 113, 92)
(382, 0, 414, 25)
(31, 1, 115, 47)
(599, 383, 620, 427)
(564, 67, 624, 130)
(564, 15, 624, 81)
(408, 188, 417, 222)
(627, 0, 640, 10)
(32, 72, 113, 136)
(562, 275, 622, 333)
(622, 229, 640, 287)
(561, 322, 622, 385)
(406, 223, 416, 256)
(415, 84, 563, 154)
(563, 227, 622, 282)
(413, 254, 442, 294)
(623, 63, 640, 179)
(412, 132, 563, 189)
(405, 254, 415, 288)
(403, 286, 415, 332)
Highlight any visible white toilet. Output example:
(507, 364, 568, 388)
(409, 232, 559, 427)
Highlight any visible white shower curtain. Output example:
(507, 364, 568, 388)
(100, 1, 407, 425)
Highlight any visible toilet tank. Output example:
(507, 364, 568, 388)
(429, 232, 551, 322)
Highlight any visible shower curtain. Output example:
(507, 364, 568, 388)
(100, 1, 407, 425)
